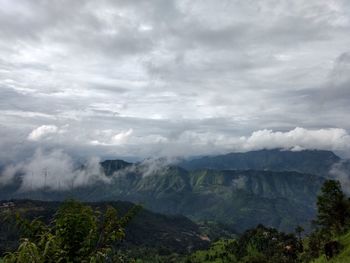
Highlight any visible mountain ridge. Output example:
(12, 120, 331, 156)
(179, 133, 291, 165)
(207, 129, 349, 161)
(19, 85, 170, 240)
(179, 149, 341, 176)
(0, 149, 343, 232)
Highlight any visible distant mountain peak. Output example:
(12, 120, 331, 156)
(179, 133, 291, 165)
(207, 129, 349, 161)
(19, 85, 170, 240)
(179, 148, 341, 176)
(100, 159, 133, 176)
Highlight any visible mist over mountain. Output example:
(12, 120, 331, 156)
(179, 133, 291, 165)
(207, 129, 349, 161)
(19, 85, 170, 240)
(2, 149, 347, 233)
(2, 1, 350, 261)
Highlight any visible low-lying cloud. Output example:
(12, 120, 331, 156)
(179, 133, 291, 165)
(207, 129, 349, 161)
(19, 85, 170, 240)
(1, 149, 110, 191)
(16, 126, 350, 160)
(330, 160, 350, 194)
(141, 127, 350, 157)
(1, 126, 350, 192)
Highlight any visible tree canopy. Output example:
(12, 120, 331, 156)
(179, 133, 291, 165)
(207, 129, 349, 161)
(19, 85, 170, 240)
(3, 200, 141, 263)
(316, 180, 350, 234)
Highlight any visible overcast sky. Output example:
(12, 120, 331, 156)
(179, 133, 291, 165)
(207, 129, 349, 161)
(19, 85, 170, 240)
(1, 0, 350, 162)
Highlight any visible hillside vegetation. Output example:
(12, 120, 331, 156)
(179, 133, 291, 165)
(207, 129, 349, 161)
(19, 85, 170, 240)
(0, 200, 211, 260)
(312, 231, 350, 263)
(2, 179, 350, 262)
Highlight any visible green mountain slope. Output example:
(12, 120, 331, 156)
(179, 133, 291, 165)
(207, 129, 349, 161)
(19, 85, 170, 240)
(3, 166, 323, 232)
(1, 149, 334, 233)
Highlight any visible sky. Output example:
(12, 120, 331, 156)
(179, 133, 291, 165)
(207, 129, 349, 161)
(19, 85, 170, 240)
(1, 0, 350, 163)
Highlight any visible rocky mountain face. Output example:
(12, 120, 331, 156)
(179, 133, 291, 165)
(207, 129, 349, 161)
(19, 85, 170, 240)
(88, 167, 324, 232)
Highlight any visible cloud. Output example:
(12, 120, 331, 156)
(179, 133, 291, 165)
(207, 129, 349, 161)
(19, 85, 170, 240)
(242, 127, 350, 152)
(127, 127, 350, 157)
(27, 125, 59, 141)
(0, 1, 350, 160)
(2, 126, 350, 190)
(0, 148, 110, 191)
(90, 128, 133, 146)
(136, 157, 177, 177)
(329, 160, 350, 194)
(86, 127, 350, 158)
(0, 164, 19, 186)
(111, 128, 133, 144)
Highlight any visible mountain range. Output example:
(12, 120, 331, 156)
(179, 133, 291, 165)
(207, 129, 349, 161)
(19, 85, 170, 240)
(179, 149, 341, 176)
(1, 149, 348, 232)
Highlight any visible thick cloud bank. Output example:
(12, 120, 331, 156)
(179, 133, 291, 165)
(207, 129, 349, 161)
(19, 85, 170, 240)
(1, 126, 350, 191)
(1, 1, 350, 160)
(21, 126, 350, 158)
(241, 127, 350, 152)
(0, 149, 110, 191)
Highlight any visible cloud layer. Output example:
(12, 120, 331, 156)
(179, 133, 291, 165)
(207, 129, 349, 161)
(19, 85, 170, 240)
(27, 125, 59, 141)
(1, 149, 109, 190)
(1, 0, 350, 161)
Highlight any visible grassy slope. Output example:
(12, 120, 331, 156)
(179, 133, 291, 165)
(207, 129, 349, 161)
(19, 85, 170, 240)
(313, 232, 350, 263)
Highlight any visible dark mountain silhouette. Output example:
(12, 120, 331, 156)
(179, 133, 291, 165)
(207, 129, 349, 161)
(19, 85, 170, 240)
(179, 149, 341, 176)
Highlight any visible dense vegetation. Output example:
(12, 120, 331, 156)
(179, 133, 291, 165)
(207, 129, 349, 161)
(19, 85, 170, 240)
(186, 179, 350, 263)
(0, 200, 211, 261)
(1, 200, 141, 262)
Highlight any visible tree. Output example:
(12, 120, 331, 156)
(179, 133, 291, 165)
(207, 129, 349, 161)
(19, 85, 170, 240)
(3, 200, 141, 263)
(316, 180, 350, 234)
(295, 225, 304, 251)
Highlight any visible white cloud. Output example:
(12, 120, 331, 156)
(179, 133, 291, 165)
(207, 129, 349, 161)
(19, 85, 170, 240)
(11, 149, 110, 191)
(148, 127, 350, 157)
(1, 1, 350, 160)
(27, 125, 58, 141)
(242, 127, 350, 151)
(90, 128, 133, 146)
(111, 128, 133, 144)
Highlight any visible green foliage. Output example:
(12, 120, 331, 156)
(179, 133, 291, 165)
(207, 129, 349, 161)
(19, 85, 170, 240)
(3, 239, 42, 263)
(188, 225, 300, 263)
(316, 180, 350, 234)
(240, 252, 268, 263)
(300, 180, 350, 262)
(299, 229, 331, 262)
(197, 221, 237, 241)
(188, 239, 238, 263)
(311, 231, 350, 263)
(3, 200, 140, 263)
(54, 200, 99, 261)
(0, 199, 210, 260)
(235, 224, 300, 263)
